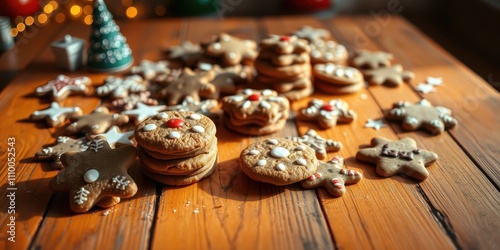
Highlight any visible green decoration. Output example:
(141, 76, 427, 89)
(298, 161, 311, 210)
(87, 0, 133, 72)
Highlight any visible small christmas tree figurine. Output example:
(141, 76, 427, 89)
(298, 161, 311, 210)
(87, 0, 133, 72)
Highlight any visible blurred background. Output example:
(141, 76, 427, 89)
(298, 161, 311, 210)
(0, 0, 498, 88)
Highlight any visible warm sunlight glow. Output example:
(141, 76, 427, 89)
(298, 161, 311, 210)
(16, 23, 25, 32)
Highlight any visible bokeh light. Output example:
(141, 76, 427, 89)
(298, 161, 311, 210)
(70, 5, 82, 17)
(10, 28, 18, 37)
(38, 13, 48, 24)
(126, 6, 138, 19)
(55, 13, 66, 23)
(14, 16, 23, 24)
(25, 16, 34, 26)
(49, 1, 59, 10)
(84, 15, 93, 25)
(43, 4, 54, 14)
(16, 23, 25, 32)
(83, 5, 93, 15)
(155, 5, 166, 16)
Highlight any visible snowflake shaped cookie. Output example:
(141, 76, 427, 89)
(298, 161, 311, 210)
(297, 98, 356, 129)
(363, 64, 415, 87)
(259, 34, 310, 54)
(287, 129, 342, 160)
(35, 136, 89, 170)
(35, 75, 91, 101)
(66, 106, 130, 135)
(166, 96, 220, 120)
(292, 25, 331, 42)
(385, 99, 458, 135)
(350, 50, 393, 69)
(96, 75, 147, 99)
(49, 136, 138, 213)
(356, 137, 438, 180)
(301, 156, 362, 197)
(203, 33, 257, 66)
(158, 67, 216, 105)
(30, 102, 82, 127)
(130, 59, 171, 81)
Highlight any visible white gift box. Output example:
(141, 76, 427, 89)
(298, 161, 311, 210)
(51, 34, 85, 72)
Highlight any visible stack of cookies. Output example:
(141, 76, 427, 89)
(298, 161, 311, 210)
(253, 35, 313, 101)
(134, 111, 218, 186)
(312, 63, 364, 94)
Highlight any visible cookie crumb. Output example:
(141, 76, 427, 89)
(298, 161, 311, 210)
(185, 200, 191, 207)
(173, 209, 177, 213)
(193, 208, 200, 214)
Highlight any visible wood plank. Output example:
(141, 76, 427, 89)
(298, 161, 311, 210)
(342, 16, 500, 249)
(262, 16, 457, 249)
(149, 18, 334, 250)
(29, 19, 183, 250)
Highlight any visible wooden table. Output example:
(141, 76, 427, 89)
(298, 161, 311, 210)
(0, 16, 499, 250)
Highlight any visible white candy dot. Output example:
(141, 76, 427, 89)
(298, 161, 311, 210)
(296, 158, 307, 166)
(242, 89, 253, 95)
(260, 101, 271, 109)
(83, 169, 99, 183)
(143, 124, 157, 131)
(189, 113, 201, 120)
(248, 149, 259, 155)
(271, 147, 290, 158)
(257, 159, 267, 166)
(262, 89, 273, 96)
(267, 139, 278, 145)
(295, 145, 306, 151)
(276, 163, 286, 171)
(192, 125, 205, 133)
(156, 112, 168, 119)
(168, 131, 181, 139)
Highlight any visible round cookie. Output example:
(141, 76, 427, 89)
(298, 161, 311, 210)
(314, 79, 364, 95)
(258, 49, 310, 66)
(313, 63, 363, 86)
(254, 59, 310, 79)
(135, 111, 216, 155)
(224, 114, 287, 136)
(142, 137, 216, 160)
(310, 40, 348, 65)
(239, 138, 319, 185)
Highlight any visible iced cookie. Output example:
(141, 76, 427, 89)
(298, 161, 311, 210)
(35, 74, 91, 102)
(158, 67, 216, 105)
(130, 59, 171, 81)
(292, 26, 331, 42)
(96, 75, 147, 99)
(203, 33, 257, 66)
(363, 64, 415, 87)
(287, 129, 342, 160)
(165, 41, 204, 67)
(66, 106, 129, 135)
(313, 63, 363, 86)
(30, 102, 82, 127)
(259, 35, 310, 55)
(297, 99, 356, 129)
(239, 138, 319, 185)
(35, 136, 89, 170)
(350, 50, 393, 69)
(309, 39, 348, 65)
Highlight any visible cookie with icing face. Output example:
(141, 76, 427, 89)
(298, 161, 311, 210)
(239, 138, 319, 186)
(297, 99, 356, 129)
(313, 63, 364, 86)
(134, 111, 216, 156)
(301, 156, 362, 197)
(309, 39, 348, 65)
(356, 137, 438, 180)
(385, 99, 458, 135)
(35, 75, 91, 102)
(30, 102, 82, 127)
(49, 136, 138, 213)
(203, 33, 257, 66)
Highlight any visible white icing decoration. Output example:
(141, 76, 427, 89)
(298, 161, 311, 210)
(242, 89, 253, 95)
(267, 139, 278, 145)
(192, 125, 205, 133)
(295, 145, 306, 151)
(213, 43, 221, 50)
(260, 101, 271, 109)
(241, 101, 251, 109)
(248, 149, 259, 155)
(111, 175, 130, 190)
(83, 169, 99, 183)
(144, 124, 157, 131)
(168, 131, 181, 139)
(156, 112, 168, 119)
(296, 158, 307, 166)
(257, 159, 267, 166)
(74, 187, 90, 205)
(229, 96, 244, 102)
(271, 147, 290, 158)
(89, 139, 104, 152)
(262, 89, 273, 96)
(189, 113, 202, 120)
(276, 163, 286, 171)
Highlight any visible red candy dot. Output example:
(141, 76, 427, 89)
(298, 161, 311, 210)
(248, 93, 261, 101)
(166, 118, 184, 128)
(321, 104, 335, 111)
(280, 36, 291, 42)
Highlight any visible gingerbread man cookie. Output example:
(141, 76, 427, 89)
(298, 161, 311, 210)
(35, 75, 91, 102)
(350, 50, 393, 69)
(158, 67, 216, 105)
(239, 138, 318, 186)
(259, 35, 310, 55)
(35, 136, 89, 170)
(49, 136, 138, 213)
(287, 129, 342, 160)
(96, 75, 147, 99)
(363, 64, 415, 87)
(30, 102, 82, 127)
(297, 99, 356, 129)
(300, 156, 362, 197)
(385, 99, 458, 135)
(66, 106, 129, 135)
(356, 137, 438, 180)
(203, 33, 257, 66)
(292, 25, 331, 42)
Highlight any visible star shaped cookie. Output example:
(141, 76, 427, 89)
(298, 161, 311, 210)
(292, 25, 331, 42)
(385, 99, 458, 135)
(364, 119, 387, 130)
(301, 156, 362, 197)
(297, 98, 356, 129)
(363, 64, 415, 87)
(287, 129, 342, 160)
(130, 59, 171, 81)
(158, 67, 216, 105)
(66, 107, 130, 135)
(165, 41, 204, 67)
(350, 50, 393, 69)
(49, 136, 138, 213)
(35, 136, 89, 170)
(35, 75, 91, 101)
(30, 102, 82, 127)
(166, 96, 220, 120)
(96, 75, 147, 99)
(95, 126, 134, 148)
(122, 102, 167, 123)
(203, 33, 257, 66)
(356, 137, 438, 180)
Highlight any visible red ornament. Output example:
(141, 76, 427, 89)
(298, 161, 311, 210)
(248, 94, 261, 101)
(166, 118, 184, 128)
(0, 0, 40, 18)
(280, 36, 291, 42)
(321, 104, 335, 111)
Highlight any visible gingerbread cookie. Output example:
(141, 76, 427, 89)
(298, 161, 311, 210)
(356, 137, 438, 180)
(297, 99, 356, 129)
(130, 59, 172, 81)
(300, 156, 362, 197)
(239, 138, 318, 186)
(166, 96, 220, 120)
(134, 111, 217, 156)
(309, 39, 348, 65)
(158, 67, 216, 105)
(287, 129, 342, 160)
(363, 64, 415, 87)
(109, 91, 158, 111)
(314, 79, 364, 95)
(350, 50, 393, 69)
(199, 63, 251, 98)
(292, 26, 331, 42)
(203, 33, 257, 66)
(313, 63, 363, 86)
(165, 41, 204, 67)
(66, 106, 129, 135)
(258, 50, 310, 66)
(122, 102, 167, 124)
(95, 126, 134, 148)
(385, 99, 458, 135)
(96, 75, 147, 99)
(49, 136, 138, 213)
(30, 102, 82, 127)
(259, 35, 310, 55)
(35, 136, 89, 170)
(35, 75, 91, 102)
